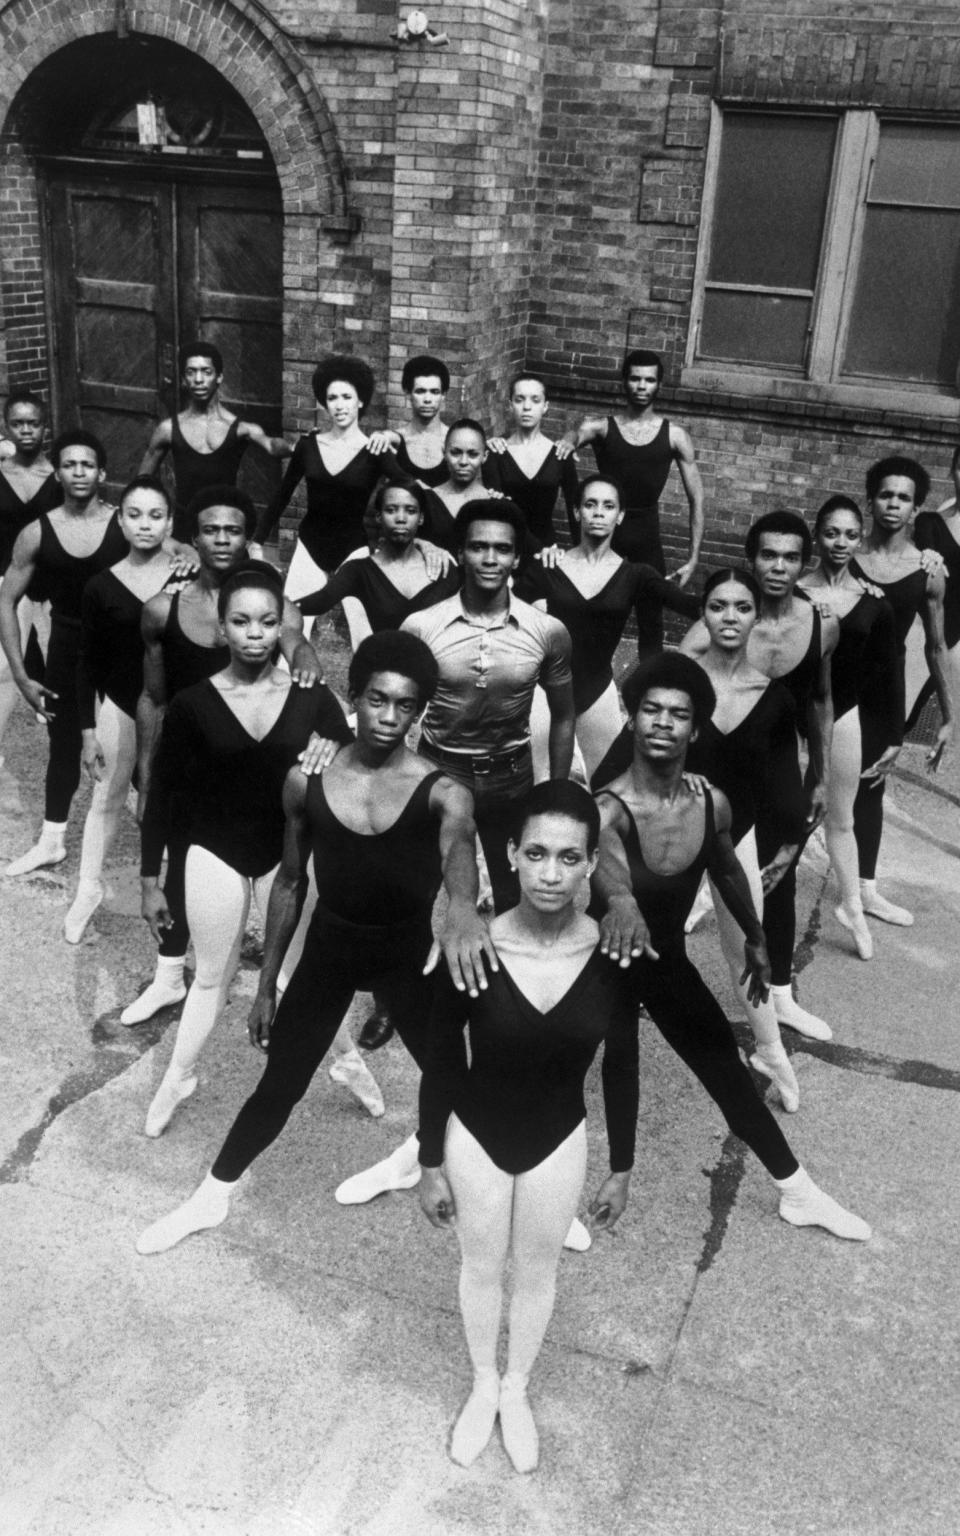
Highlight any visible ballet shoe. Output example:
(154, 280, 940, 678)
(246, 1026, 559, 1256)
(136, 1174, 233, 1255)
(334, 1142, 421, 1205)
(357, 1008, 395, 1051)
(63, 880, 104, 944)
(144, 1074, 197, 1138)
(328, 1050, 385, 1117)
(771, 986, 832, 1042)
(449, 1373, 500, 1467)
(5, 836, 66, 877)
(499, 1375, 539, 1473)
(562, 1217, 592, 1252)
(120, 974, 187, 1027)
(750, 1044, 800, 1113)
(834, 904, 874, 960)
(776, 1167, 871, 1242)
(859, 881, 913, 927)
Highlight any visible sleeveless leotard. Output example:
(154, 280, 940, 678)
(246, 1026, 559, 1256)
(686, 682, 806, 847)
(37, 513, 127, 625)
(850, 560, 927, 657)
(482, 445, 581, 545)
(309, 769, 445, 928)
(914, 512, 960, 650)
(775, 601, 822, 727)
(593, 417, 673, 566)
(830, 594, 903, 765)
(595, 788, 717, 958)
(77, 569, 148, 727)
(394, 435, 448, 489)
(298, 554, 460, 632)
(518, 559, 699, 711)
(0, 468, 61, 571)
(169, 415, 248, 542)
(418, 948, 639, 1175)
(162, 590, 230, 698)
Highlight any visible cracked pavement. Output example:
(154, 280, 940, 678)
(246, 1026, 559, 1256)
(2, 667, 959, 1536)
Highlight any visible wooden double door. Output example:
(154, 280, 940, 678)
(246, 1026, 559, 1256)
(44, 169, 283, 506)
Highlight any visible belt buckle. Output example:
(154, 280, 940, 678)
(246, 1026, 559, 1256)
(473, 755, 494, 776)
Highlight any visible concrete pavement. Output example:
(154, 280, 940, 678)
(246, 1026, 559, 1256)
(2, 691, 959, 1536)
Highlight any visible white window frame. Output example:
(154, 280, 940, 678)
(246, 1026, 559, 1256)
(682, 105, 960, 421)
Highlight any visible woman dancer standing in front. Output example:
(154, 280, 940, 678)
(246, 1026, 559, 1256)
(138, 564, 355, 1137)
(64, 476, 175, 942)
(419, 780, 638, 1473)
(484, 374, 580, 545)
(799, 496, 903, 960)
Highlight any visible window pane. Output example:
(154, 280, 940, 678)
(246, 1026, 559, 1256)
(709, 114, 837, 290)
(699, 290, 812, 368)
(871, 125, 960, 209)
(842, 207, 960, 386)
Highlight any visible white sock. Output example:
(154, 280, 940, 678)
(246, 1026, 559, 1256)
(750, 1039, 800, 1113)
(334, 1132, 422, 1204)
(771, 985, 832, 1042)
(859, 880, 913, 927)
(64, 879, 105, 944)
(450, 1370, 500, 1467)
(5, 820, 67, 877)
(144, 1071, 198, 1138)
(120, 956, 187, 1026)
(775, 1166, 871, 1242)
(136, 1173, 235, 1255)
(499, 1374, 539, 1473)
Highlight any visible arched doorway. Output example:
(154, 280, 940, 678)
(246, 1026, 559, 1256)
(18, 34, 283, 506)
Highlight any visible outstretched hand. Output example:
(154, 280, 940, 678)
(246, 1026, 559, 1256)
(19, 679, 57, 723)
(424, 900, 499, 996)
(599, 897, 657, 966)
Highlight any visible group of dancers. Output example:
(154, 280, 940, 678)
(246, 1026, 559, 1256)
(1, 341, 957, 1475)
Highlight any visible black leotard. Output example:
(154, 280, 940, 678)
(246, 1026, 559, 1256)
(776, 601, 822, 727)
(394, 435, 448, 489)
(914, 512, 960, 650)
(161, 591, 230, 699)
(297, 554, 460, 632)
(482, 445, 581, 545)
(418, 948, 639, 1175)
(37, 513, 127, 625)
(77, 570, 148, 727)
(518, 559, 699, 711)
(830, 594, 903, 765)
(596, 788, 716, 958)
(309, 768, 445, 928)
(850, 560, 927, 656)
(255, 435, 401, 571)
(169, 415, 248, 543)
(686, 682, 806, 847)
(0, 468, 61, 571)
(592, 417, 674, 566)
(141, 680, 351, 878)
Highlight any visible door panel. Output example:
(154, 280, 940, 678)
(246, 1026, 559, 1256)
(47, 178, 176, 496)
(178, 185, 284, 509)
(45, 170, 283, 513)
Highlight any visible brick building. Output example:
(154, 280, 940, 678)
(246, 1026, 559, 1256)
(1, 0, 959, 556)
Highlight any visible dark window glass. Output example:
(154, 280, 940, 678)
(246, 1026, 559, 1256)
(842, 207, 960, 385)
(699, 292, 812, 369)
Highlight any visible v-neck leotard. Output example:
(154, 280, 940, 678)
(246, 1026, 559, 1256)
(686, 682, 806, 846)
(394, 435, 448, 489)
(482, 444, 581, 545)
(0, 468, 61, 572)
(77, 569, 150, 726)
(830, 594, 903, 763)
(161, 590, 230, 698)
(914, 512, 960, 650)
(297, 553, 460, 632)
(169, 416, 248, 543)
(256, 435, 402, 571)
(141, 679, 351, 878)
(518, 559, 699, 711)
(418, 947, 639, 1175)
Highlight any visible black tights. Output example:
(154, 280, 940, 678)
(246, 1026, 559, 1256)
(852, 776, 883, 882)
(43, 619, 83, 821)
(157, 833, 190, 958)
(756, 818, 813, 989)
(212, 914, 433, 1183)
(635, 952, 798, 1180)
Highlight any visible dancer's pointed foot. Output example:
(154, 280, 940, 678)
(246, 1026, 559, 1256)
(334, 1136, 421, 1204)
(750, 1041, 800, 1113)
(449, 1371, 500, 1467)
(120, 957, 186, 1026)
(562, 1216, 592, 1252)
(136, 1173, 233, 1255)
(771, 985, 832, 1042)
(329, 1049, 385, 1117)
(835, 904, 874, 960)
(776, 1167, 871, 1241)
(499, 1375, 539, 1473)
(859, 880, 913, 927)
(5, 821, 67, 877)
(63, 880, 104, 944)
(144, 1074, 197, 1138)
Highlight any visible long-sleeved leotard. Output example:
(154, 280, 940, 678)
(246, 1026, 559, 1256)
(517, 559, 699, 712)
(140, 678, 351, 880)
(418, 949, 639, 1175)
(296, 554, 460, 632)
(482, 445, 581, 546)
(254, 435, 402, 571)
(914, 511, 960, 651)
